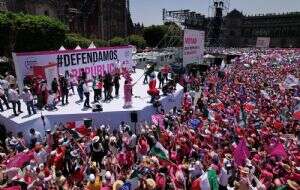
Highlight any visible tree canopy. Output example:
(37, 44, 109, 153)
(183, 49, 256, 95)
(0, 12, 66, 55)
(143, 22, 183, 48)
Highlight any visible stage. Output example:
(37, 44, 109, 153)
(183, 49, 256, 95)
(0, 69, 183, 137)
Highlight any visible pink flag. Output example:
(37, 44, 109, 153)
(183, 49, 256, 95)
(269, 143, 287, 158)
(152, 114, 165, 129)
(6, 151, 33, 169)
(233, 139, 250, 166)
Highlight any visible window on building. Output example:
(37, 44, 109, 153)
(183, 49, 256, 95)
(161, 57, 164, 61)
(44, 10, 49, 16)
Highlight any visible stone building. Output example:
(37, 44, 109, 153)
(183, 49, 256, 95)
(4, 0, 133, 40)
(182, 9, 300, 47)
(222, 9, 300, 47)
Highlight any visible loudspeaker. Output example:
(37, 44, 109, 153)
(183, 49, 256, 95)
(130, 111, 138, 123)
(83, 118, 92, 127)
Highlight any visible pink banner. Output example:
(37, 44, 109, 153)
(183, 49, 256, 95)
(269, 143, 287, 158)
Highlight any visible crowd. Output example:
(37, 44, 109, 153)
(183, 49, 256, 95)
(0, 48, 299, 190)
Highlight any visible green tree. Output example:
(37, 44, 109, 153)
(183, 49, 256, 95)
(143, 23, 182, 48)
(64, 33, 92, 49)
(109, 37, 127, 46)
(0, 12, 67, 53)
(94, 39, 108, 47)
(127, 35, 146, 49)
(143, 25, 168, 47)
(0, 12, 67, 72)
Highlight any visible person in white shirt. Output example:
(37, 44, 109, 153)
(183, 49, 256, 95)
(0, 85, 10, 111)
(21, 86, 36, 115)
(5, 72, 16, 86)
(29, 128, 43, 148)
(219, 162, 233, 190)
(83, 81, 91, 108)
(8, 84, 22, 116)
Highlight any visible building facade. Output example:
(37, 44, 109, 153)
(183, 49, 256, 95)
(222, 10, 300, 47)
(182, 9, 300, 47)
(4, 0, 133, 40)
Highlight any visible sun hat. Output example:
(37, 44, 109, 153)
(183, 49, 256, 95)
(89, 174, 95, 182)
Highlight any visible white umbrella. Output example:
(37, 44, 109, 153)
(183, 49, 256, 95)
(88, 42, 96, 49)
(75, 45, 81, 50)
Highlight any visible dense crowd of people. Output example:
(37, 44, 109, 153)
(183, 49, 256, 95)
(0, 48, 299, 190)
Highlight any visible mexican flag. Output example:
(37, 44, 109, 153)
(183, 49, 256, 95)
(191, 170, 219, 190)
(150, 142, 169, 160)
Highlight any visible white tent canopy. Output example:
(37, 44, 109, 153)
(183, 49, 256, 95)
(204, 54, 215, 59)
(88, 42, 96, 49)
(58, 46, 66, 51)
(75, 45, 81, 50)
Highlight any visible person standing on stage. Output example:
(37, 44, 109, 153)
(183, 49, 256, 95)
(103, 72, 108, 101)
(92, 76, 100, 102)
(104, 72, 113, 101)
(113, 73, 120, 97)
(21, 86, 36, 115)
(123, 79, 133, 108)
(107, 72, 113, 100)
(0, 85, 10, 111)
(0, 75, 9, 98)
(77, 77, 84, 101)
(59, 76, 69, 105)
(83, 80, 91, 108)
(80, 68, 87, 81)
(69, 74, 77, 95)
(97, 75, 104, 100)
(8, 84, 22, 116)
(5, 72, 16, 87)
(40, 80, 48, 109)
(161, 64, 170, 82)
(51, 78, 59, 100)
(147, 73, 160, 103)
(158, 70, 164, 89)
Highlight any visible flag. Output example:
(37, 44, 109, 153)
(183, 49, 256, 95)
(150, 142, 169, 160)
(283, 74, 299, 89)
(192, 170, 219, 190)
(188, 119, 202, 129)
(207, 170, 219, 190)
(276, 185, 287, 190)
(120, 177, 139, 190)
(233, 139, 249, 166)
(269, 143, 287, 158)
(151, 114, 165, 129)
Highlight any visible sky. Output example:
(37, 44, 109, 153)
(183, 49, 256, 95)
(130, 0, 300, 26)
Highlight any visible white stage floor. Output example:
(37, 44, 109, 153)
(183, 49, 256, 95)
(0, 69, 183, 136)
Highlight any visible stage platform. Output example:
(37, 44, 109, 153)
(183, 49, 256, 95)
(0, 69, 183, 136)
